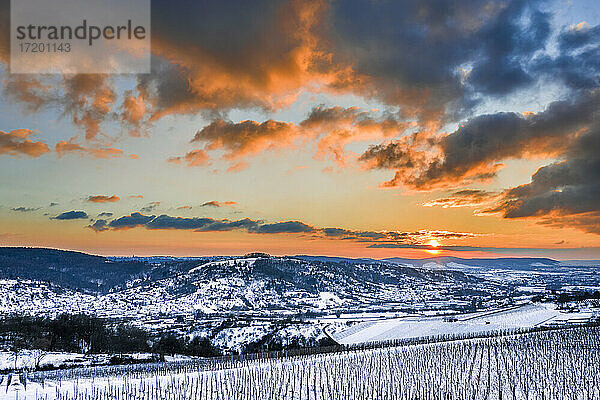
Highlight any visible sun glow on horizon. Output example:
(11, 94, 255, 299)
(425, 239, 441, 255)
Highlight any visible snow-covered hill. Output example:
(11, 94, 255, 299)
(81, 255, 488, 320)
(0, 249, 495, 321)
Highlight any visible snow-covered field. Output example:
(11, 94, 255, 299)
(2, 326, 599, 400)
(0, 351, 193, 373)
(332, 303, 594, 344)
(0, 351, 86, 371)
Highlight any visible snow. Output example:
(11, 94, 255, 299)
(333, 303, 566, 344)
(1, 326, 597, 400)
(213, 325, 269, 353)
(315, 292, 343, 309)
(0, 351, 86, 371)
(188, 258, 258, 274)
(517, 286, 547, 293)
(0, 351, 194, 372)
(561, 285, 600, 291)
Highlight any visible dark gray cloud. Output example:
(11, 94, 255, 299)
(465, 3, 550, 95)
(52, 211, 89, 220)
(11, 207, 39, 212)
(250, 221, 316, 234)
(146, 215, 220, 230)
(320, 227, 474, 243)
(140, 201, 161, 213)
(321, 227, 348, 237)
(328, 0, 553, 122)
(85, 210, 485, 249)
(108, 212, 155, 229)
(98, 212, 114, 217)
(102, 213, 261, 233)
(359, 142, 415, 170)
(88, 219, 109, 232)
(536, 47, 600, 91)
(196, 218, 258, 232)
(322, 228, 387, 240)
(531, 24, 600, 90)
(483, 125, 600, 234)
(361, 89, 600, 189)
(96, 212, 475, 242)
(558, 24, 600, 52)
(368, 243, 493, 251)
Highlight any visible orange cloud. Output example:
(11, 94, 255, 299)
(173, 106, 411, 169)
(142, 0, 332, 121)
(302, 106, 411, 166)
(168, 149, 209, 167)
(136, 0, 461, 135)
(2, 76, 51, 112)
(62, 75, 116, 140)
(87, 195, 120, 203)
(3, 74, 117, 141)
(55, 137, 123, 159)
(0, 1, 476, 138)
(120, 92, 147, 137)
(122, 94, 146, 124)
(1, 0, 594, 158)
(226, 162, 250, 173)
(193, 119, 299, 160)
(200, 201, 237, 208)
(422, 190, 500, 208)
(0, 129, 50, 158)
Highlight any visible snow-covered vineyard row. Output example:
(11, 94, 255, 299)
(5, 326, 600, 400)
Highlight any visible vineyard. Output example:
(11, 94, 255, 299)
(6, 325, 600, 400)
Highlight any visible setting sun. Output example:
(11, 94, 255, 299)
(427, 240, 440, 248)
(425, 239, 441, 255)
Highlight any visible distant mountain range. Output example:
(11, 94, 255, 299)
(298, 255, 563, 269)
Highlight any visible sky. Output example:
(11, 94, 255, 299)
(0, 0, 599, 259)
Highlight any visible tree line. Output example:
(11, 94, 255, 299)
(0, 314, 220, 359)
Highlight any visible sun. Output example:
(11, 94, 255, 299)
(425, 239, 441, 255)
(427, 239, 440, 248)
